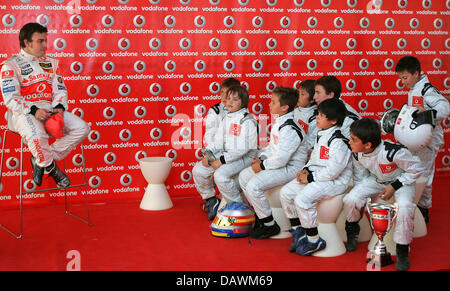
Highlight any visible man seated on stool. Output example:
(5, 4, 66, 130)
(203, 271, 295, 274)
(343, 118, 424, 271)
(280, 98, 352, 256)
(0, 23, 90, 189)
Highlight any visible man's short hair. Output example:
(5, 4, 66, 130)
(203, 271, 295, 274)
(315, 75, 342, 99)
(227, 85, 249, 109)
(19, 22, 48, 49)
(273, 86, 299, 113)
(395, 56, 421, 75)
(299, 79, 316, 103)
(350, 118, 382, 149)
(317, 98, 347, 126)
(220, 78, 241, 89)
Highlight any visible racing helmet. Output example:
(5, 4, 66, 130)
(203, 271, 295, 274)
(211, 201, 255, 238)
(380, 104, 435, 152)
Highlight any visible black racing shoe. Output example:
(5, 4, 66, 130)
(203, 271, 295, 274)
(207, 197, 221, 221)
(417, 206, 429, 224)
(47, 162, 70, 189)
(30, 156, 45, 187)
(250, 222, 280, 239)
(396, 244, 410, 271)
(345, 221, 360, 252)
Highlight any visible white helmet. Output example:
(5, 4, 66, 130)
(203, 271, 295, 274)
(380, 104, 435, 152)
(210, 202, 255, 238)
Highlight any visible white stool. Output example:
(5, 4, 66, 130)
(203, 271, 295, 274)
(336, 210, 372, 242)
(312, 195, 346, 257)
(139, 157, 173, 210)
(264, 185, 291, 239)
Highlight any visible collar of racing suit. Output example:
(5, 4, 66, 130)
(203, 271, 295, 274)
(410, 74, 429, 92)
(20, 49, 41, 62)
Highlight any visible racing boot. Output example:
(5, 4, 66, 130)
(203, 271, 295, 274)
(30, 156, 45, 187)
(345, 221, 360, 252)
(46, 161, 71, 189)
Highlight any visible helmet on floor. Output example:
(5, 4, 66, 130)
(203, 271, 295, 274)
(210, 201, 255, 238)
(380, 104, 435, 152)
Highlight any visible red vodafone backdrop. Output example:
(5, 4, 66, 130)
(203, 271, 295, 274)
(0, 0, 449, 209)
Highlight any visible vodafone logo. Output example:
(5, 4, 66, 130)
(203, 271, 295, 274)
(223, 60, 235, 72)
(194, 15, 206, 28)
(71, 108, 84, 118)
(165, 105, 177, 117)
(320, 38, 331, 50)
(149, 37, 162, 50)
(89, 176, 102, 188)
(346, 38, 357, 50)
(70, 14, 83, 27)
(118, 84, 131, 96)
(179, 37, 192, 50)
(133, 15, 146, 27)
(360, 17, 370, 29)
(165, 60, 176, 73)
(409, 18, 419, 29)
(120, 174, 132, 187)
(252, 102, 263, 114)
(223, 16, 235, 28)
(88, 130, 101, 143)
(103, 107, 116, 119)
(379, 163, 398, 174)
(70, 61, 83, 74)
(179, 82, 192, 95)
(238, 38, 250, 50)
(384, 58, 394, 70)
(252, 16, 263, 28)
(86, 38, 99, 51)
(294, 38, 305, 50)
(194, 60, 206, 72)
(150, 128, 163, 140)
(346, 79, 357, 91)
(334, 17, 344, 29)
(164, 15, 176, 27)
(36, 14, 50, 27)
(87, 84, 100, 97)
(209, 37, 221, 50)
(149, 83, 162, 95)
(306, 59, 317, 71)
(397, 38, 407, 49)
(104, 152, 117, 165)
(307, 16, 318, 28)
(209, 82, 220, 94)
(2, 14, 16, 27)
(421, 38, 431, 49)
(102, 15, 115, 27)
(266, 38, 277, 50)
(72, 154, 84, 167)
(54, 38, 67, 51)
(280, 59, 291, 71)
(134, 106, 147, 118)
(102, 61, 115, 74)
(119, 129, 132, 142)
(358, 99, 369, 111)
(134, 60, 146, 73)
(135, 151, 147, 162)
(6, 157, 19, 170)
(385, 17, 395, 29)
(180, 170, 193, 182)
(252, 59, 264, 72)
(194, 104, 207, 116)
(383, 99, 393, 110)
(118, 38, 131, 51)
(371, 79, 382, 90)
(266, 81, 277, 92)
(280, 16, 291, 28)
(333, 59, 344, 70)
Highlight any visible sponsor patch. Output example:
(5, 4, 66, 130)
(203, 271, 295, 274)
(1, 70, 14, 79)
(379, 163, 398, 174)
(2, 86, 16, 93)
(320, 145, 329, 159)
(229, 123, 241, 136)
(412, 96, 424, 107)
(297, 119, 309, 133)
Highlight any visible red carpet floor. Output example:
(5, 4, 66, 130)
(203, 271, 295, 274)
(0, 176, 449, 271)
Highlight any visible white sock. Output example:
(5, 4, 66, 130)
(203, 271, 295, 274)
(307, 234, 319, 243)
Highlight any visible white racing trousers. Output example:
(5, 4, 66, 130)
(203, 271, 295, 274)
(343, 176, 416, 245)
(239, 165, 299, 219)
(280, 179, 348, 229)
(193, 155, 253, 203)
(11, 108, 90, 168)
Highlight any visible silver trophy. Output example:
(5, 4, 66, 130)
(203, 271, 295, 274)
(201, 147, 216, 166)
(366, 202, 398, 267)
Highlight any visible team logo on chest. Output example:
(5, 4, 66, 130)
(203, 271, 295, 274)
(297, 119, 309, 133)
(411, 96, 424, 107)
(229, 123, 242, 136)
(320, 146, 329, 160)
(379, 163, 398, 174)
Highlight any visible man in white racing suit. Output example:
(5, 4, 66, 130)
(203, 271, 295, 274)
(343, 118, 425, 271)
(395, 56, 450, 222)
(1, 23, 90, 189)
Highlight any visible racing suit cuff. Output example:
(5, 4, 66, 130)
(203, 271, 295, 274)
(391, 179, 403, 191)
(53, 104, 65, 111)
(219, 155, 226, 164)
(260, 160, 266, 170)
(304, 167, 314, 183)
(29, 105, 38, 116)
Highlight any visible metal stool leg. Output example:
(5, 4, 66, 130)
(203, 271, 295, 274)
(0, 129, 23, 239)
(63, 142, 92, 226)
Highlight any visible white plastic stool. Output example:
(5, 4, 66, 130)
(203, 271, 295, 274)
(336, 210, 372, 242)
(139, 157, 173, 210)
(312, 194, 346, 257)
(264, 185, 291, 239)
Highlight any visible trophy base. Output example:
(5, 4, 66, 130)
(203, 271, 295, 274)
(366, 251, 394, 267)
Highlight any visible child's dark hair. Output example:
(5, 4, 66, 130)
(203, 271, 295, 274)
(299, 79, 315, 103)
(315, 75, 342, 99)
(273, 86, 299, 112)
(220, 78, 241, 89)
(317, 98, 347, 127)
(395, 56, 421, 75)
(227, 85, 249, 108)
(350, 118, 382, 149)
(19, 23, 48, 49)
